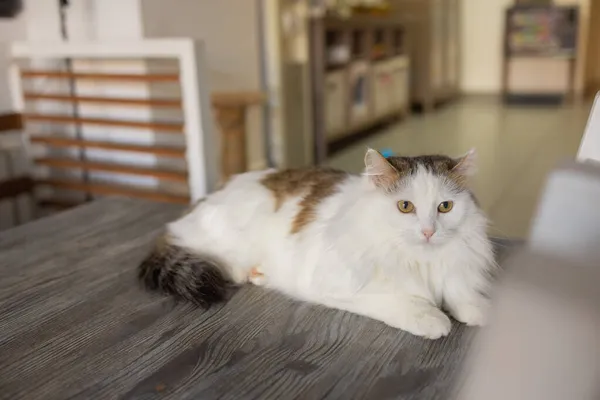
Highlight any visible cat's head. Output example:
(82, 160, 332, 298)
(364, 148, 482, 246)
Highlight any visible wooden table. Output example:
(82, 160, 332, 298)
(0, 198, 518, 400)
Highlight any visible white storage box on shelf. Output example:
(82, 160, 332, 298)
(371, 55, 410, 119)
(388, 55, 410, 111)
(372, 60, 393, 118)
(348, 60, 371, 129)
(324, 69, 347, 139)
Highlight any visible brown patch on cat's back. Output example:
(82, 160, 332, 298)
(261, 167, 348, 233)
(261, 169, 311, 210)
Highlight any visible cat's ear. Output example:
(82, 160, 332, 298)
(364, 148, 399, 190)
(452, 148, 477, 177)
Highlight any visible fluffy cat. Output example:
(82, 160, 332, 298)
(139, 149, 495, 339)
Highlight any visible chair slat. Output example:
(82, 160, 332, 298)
(37, 178, 190, 204)
(30, 136, 186, 157)
(24, 114, 183, 133)
(35, 157, 188, 182)
(21, 70, 179, 82)
(24, 93, 182, 109)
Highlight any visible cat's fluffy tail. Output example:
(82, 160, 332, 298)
(138, 234, 234, 308)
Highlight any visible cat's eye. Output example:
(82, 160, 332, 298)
(397, 200, 415, 213)
(438, 201, 454, 213)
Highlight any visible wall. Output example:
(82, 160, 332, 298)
(460, 0, 512, 93)
(141, 0, 267, 171)
(0, 0, 146, 112)
(22, 0, 145, 40)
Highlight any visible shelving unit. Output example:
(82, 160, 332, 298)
(502, 4, 579, 104)
(310, 15, 410, 162)
(391, 0, 461, 111)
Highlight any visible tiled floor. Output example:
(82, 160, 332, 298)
(328, 96, 592, 239)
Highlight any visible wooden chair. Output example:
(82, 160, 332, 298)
(4, 40, 265, 227)
(18, 88, 264, 209)
(212, 92, 265, 180)
(8, 39, 221, 214)
(0, 86, 264, 230)
(0, 112, 34, 226)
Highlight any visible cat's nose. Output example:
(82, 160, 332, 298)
(421, 228, 435, 240)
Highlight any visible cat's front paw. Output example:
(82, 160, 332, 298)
(388, 308, 452, 340)
(450, 300, 489, 327)
(248, 266, 267, 286)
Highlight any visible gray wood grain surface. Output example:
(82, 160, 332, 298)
(0, 198, 519, 400)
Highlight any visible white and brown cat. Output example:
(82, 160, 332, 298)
(139, 149, 495, 339)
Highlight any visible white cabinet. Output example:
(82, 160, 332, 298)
(324, 70, 347, 139)
(388, 56, 410, 110)
(348, 60, 371, 128)
(372, 56, 410, 118)
(372, 60, 393, 118)
(507, 58, 571, 94)
(393, 0, 461, 107)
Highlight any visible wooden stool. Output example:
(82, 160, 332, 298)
(212, 92, 265, 181)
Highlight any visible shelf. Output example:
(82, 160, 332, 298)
(312, 14, 411, 163)
(351, 29, 368, 59)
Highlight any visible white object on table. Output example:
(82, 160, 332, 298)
(577, 92, 600, 164)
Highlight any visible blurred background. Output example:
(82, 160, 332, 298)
(0, 0, 595, 238)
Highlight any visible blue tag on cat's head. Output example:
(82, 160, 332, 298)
(380, 148, 394, 158)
